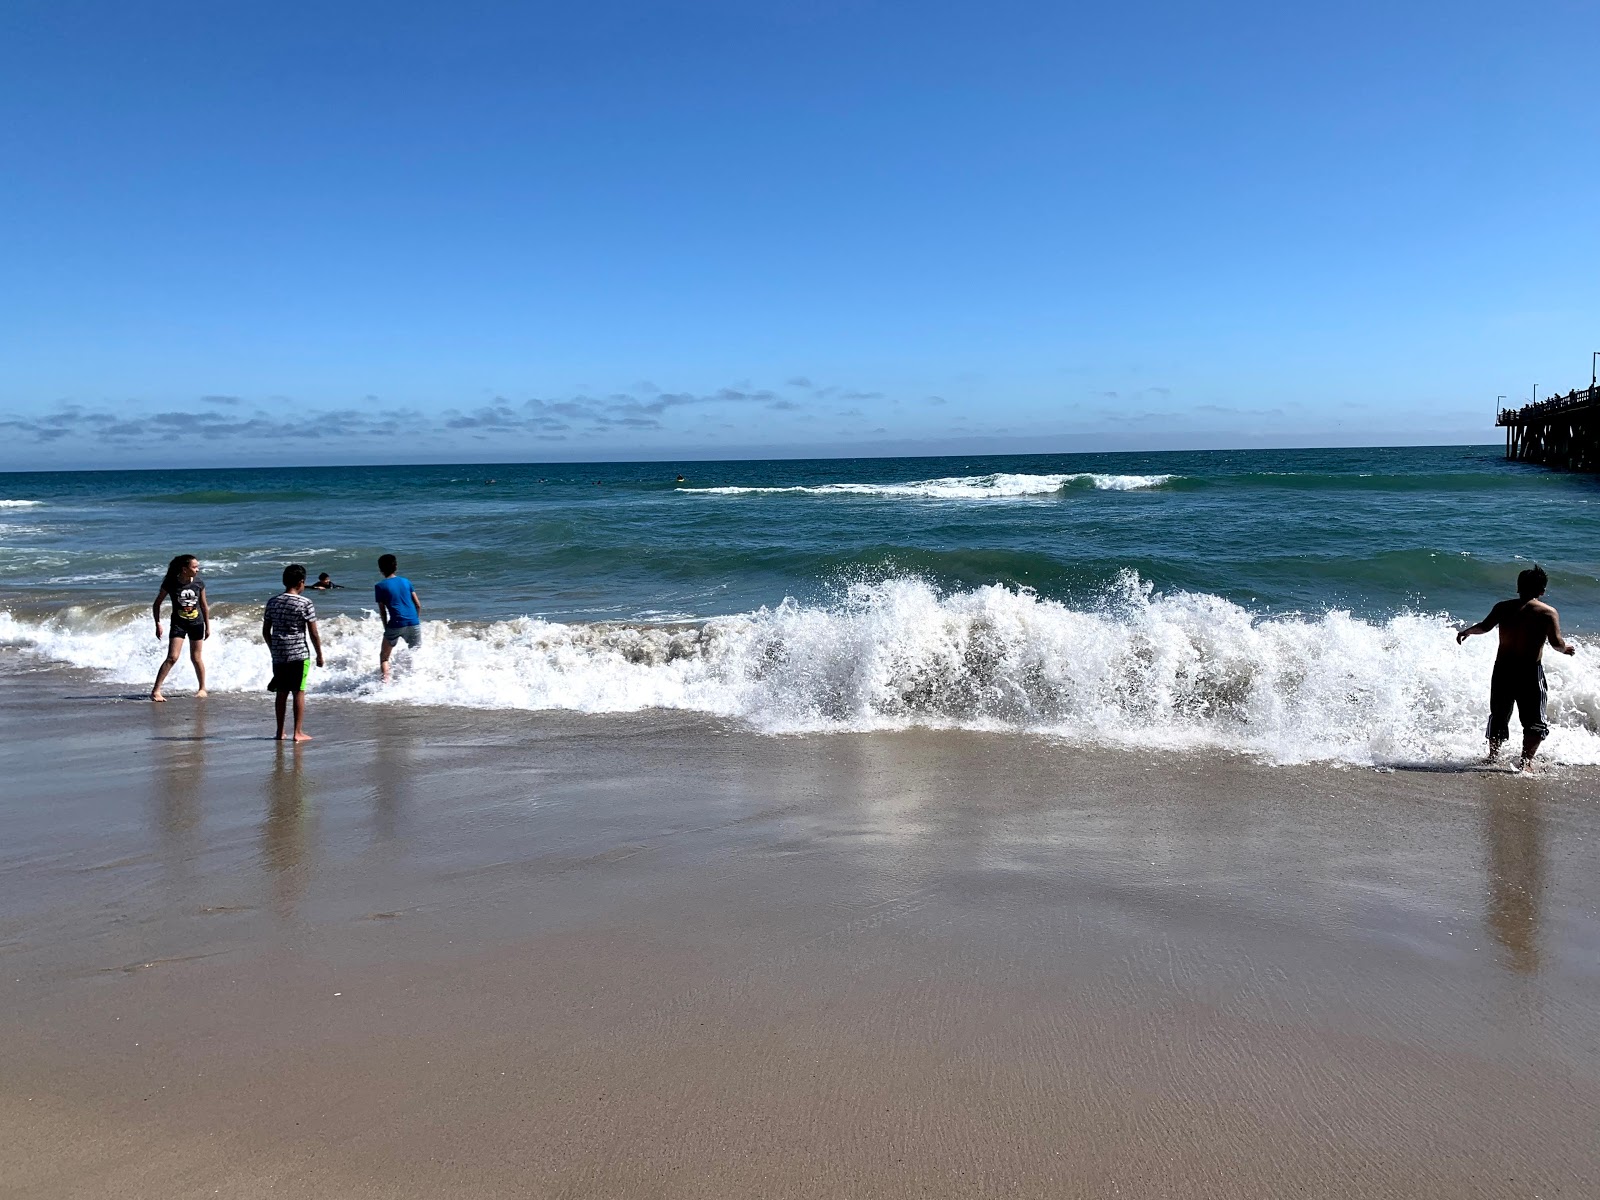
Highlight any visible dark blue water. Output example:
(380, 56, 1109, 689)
(2, 445, 1596, 627)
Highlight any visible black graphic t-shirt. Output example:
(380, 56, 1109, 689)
(172, 577, 206, 623)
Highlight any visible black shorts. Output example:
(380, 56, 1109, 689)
(170, 618, 206, 640)
(267, 659, 311, 694)
(1487, 659, 1548, 743)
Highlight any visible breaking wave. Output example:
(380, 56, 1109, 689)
(682, 472, 1175, 498)
(3, 573, 1596, 766)
(0, 499, 44, 508)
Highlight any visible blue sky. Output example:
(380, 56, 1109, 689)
(2, 0, 1597, 468)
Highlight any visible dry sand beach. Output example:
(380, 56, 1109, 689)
(3, 667, 1598, 1199)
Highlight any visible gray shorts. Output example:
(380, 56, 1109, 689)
(382, 624, 422, 649)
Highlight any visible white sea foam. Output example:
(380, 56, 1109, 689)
(0, 499, 44, 508)
(44, 570, 152, 585)
(4, 574, 1596, 767)
(683, 472, 1174, 498)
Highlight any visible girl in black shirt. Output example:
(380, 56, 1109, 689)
(151, 554, 210, 701)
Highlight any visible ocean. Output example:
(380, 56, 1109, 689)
(2, 444, 1597, 765)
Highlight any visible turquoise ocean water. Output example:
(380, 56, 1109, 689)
(3, 445, 1598, 764)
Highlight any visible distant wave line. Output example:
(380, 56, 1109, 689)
(681, 472, 1177, 498)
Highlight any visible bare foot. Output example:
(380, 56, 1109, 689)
(150, 692, 166, 703)
(195, 689, 208, 698)
(292, 731, 314, 743)
(1514, 757, 1537, 775)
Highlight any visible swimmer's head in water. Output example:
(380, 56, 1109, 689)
(283, 563, 307, 590)
(378, 553, 398, 575)
(317, 573, 331, 582)
(1517, 565, 1548, 599)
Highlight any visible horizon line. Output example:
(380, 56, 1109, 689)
(0, 441, 1506, 477)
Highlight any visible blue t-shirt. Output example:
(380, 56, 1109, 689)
(374, 576, 419, 628)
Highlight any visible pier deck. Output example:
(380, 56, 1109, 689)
(1497, 386, 1600, 471)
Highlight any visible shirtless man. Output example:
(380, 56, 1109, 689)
(1456, 566, 1576, 770)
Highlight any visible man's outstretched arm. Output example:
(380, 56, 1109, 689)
(1548, 611, 1576, 656)
(1457, 608, 1500, 645)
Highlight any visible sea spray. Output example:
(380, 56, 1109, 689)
(4, 573, 1597, 766)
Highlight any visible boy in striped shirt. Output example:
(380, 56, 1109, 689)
(262, 563, 324, 742)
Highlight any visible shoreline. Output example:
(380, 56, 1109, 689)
(5, 599, 1600, 769)
(3, 664, 1598, 1197)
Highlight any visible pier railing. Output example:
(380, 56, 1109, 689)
(1497, 385, 1598, 426)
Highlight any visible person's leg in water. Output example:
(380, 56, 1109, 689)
(1484, 662, 1516, 764)
(189, 635, 207, 697)
(151, 635, 186, 701)
(290, 689, 311, 742)
(1516, 731, 1543, 772)
(1514, 667, 1550, 773)
(379, 626, 419, 682)
(272, 663, 313, 741)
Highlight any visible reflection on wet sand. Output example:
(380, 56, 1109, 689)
(262, 746, 313, 920)
(1483, 779, 1543, 975)
(150, 704, 206, 901)
(8, 665, 1600, 1199)
(370, 732, 411, 848)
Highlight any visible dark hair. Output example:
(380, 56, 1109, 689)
(317, 572, 331, 580)
(283, 563, 308, 589)
(1517, 565, 1548, 599)
(378, 553, 398, 575)
(161, 554, 198, 595)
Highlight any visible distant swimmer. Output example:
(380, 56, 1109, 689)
(374, 553, 422, 682)
(150, 553, 209, 701)
(1457, 565, 1576, 771)
(309, 572, 344, 590)
(676, 474, 685, 483)
(263, 563, 323, 742)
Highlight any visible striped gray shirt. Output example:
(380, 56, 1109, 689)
(263, 591, 316, 662)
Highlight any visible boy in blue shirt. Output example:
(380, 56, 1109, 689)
(374, 553, 422, 681)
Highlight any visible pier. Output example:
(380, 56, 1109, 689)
(1497, 385, 1600, 471)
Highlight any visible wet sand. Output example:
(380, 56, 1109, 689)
(3, 664, 1598, 1198)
